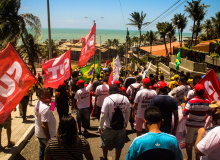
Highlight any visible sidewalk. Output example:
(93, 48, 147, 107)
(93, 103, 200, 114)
(0, 94, 38, 160)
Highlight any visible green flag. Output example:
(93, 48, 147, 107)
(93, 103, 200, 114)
(79, 56, 101, 83)
(175, 51, 181, 71)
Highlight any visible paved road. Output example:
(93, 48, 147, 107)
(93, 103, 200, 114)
(15, 105, 193, 160)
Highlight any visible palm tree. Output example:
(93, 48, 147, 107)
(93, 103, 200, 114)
(180, 14, 188, 47)
(117, 44, 125, 57)
(127, 11, 150, 60)
(166, 23, 176, 55)
(43, 39, 62, 58)
(156, 22, 169, 56)
(18, 33, 41, 75)
(202, 19, 213, 40)
(145, 30, 158, 54)
(184, 0, 210, 47)
(105, 39, 112, 60)
(211, 12, 220, 38)
(0, 0, 41, 71)
(112, 39, 119, 49)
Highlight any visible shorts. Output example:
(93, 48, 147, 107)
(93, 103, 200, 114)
(185, 126, 199, 144)
(101, 127, 126, 149)
(0, 116, 11, 129)
(134, 117, 147, 131)
(77, 108, 90, 126)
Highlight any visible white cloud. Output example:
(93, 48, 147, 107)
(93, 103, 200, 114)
(23, 7, 30, 9)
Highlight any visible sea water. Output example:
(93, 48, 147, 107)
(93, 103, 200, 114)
(34, 28, 192, 45)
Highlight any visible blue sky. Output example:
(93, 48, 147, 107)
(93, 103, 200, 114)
(19, 0, 220, 32)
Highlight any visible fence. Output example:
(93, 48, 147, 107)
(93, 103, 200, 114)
(173, 47, 208, 63)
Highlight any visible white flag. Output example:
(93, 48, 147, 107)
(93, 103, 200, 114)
(142, 61, 152, 79)
(113, 55, 121, 83)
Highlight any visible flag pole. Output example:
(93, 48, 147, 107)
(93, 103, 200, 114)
(47, 0, 52, 59)
(94, 22, 96, 69)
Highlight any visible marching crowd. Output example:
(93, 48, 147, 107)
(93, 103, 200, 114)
(1, 66, 220, 160)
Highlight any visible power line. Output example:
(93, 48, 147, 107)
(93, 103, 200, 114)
(118, 0, 126, 28)
(142, 0, 187, 32)
(129, 0, 182, 37)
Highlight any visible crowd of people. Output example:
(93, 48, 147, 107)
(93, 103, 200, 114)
(1, 65, 220, 160)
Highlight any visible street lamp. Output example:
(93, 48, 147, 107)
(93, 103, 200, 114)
(84, 17, 104, 65)
(47, 0, 52, 59)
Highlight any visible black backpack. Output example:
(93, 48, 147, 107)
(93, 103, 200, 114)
(108, 96, 125, 130)
(129, 84, 142, 104)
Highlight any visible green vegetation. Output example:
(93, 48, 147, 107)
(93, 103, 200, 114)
(145, 30, 158, 54)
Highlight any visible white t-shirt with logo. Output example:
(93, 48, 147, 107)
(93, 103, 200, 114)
(197, 126, 220, 160)
(35, 101, 56, 138)
(74, 83, 92, 108)
(134, 89, 157, 119)
(101, 94, 130, 128)
(126, 83, 143, 96)
(95, 84, 109, 107)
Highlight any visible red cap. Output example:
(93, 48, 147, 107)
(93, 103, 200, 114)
(84, 84, 88, 87)
(142, 78, 151, 84)
(120, 87, 126, 92)
(156, 81, 167, 89)
(194, 84, 205, 92)
(114, 80, 121, 85)
(76, 80, 84, 85)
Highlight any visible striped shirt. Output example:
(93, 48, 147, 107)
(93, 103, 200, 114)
(183, 96, 211, 128)
(45, 135, 90, 160)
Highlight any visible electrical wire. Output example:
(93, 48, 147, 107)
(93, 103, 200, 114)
(118, 0, 126, 28)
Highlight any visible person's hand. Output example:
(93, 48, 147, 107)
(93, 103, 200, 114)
(132, 113, 135, 119)
(171, 128, 177, 136)
(211, 100, 216, 104)
(92, 69, 95, 75)
(98, 128, 104, 135)
(198, 128, 206, 136)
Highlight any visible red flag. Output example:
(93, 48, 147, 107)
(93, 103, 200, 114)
(197, 69, 220, 102)
(108, 71, 113, 86)
(78, 24, 96, 67)
(0, 43, 36, 124)
(42, 48, 71, 89)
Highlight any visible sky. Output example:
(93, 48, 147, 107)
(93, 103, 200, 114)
(19, 0, 220, 33)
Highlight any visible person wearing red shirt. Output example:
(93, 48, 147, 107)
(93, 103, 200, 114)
(114, 80, 126, 95)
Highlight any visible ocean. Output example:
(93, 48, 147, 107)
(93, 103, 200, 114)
(36, 28, 192, 45)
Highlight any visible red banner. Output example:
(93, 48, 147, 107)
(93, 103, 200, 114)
(78, 24, 96, 67)
(0, 43, 36, 124)
(198, 69, 220, 102)
(42, 48, 71, 89)
(108, 71, 113, 87)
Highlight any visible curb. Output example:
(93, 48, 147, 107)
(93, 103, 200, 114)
(2, 124, 35, 160)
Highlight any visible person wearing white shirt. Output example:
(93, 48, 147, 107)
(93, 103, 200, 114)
(72, 70, 95, 135)
(98, 84, 130, 160)
(132, 78, 157, 137)
(35, 88, 56, 160)
(95, 76, 109, 120)
(195, 102, 220, 160)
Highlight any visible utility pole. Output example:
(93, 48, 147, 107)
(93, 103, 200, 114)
(99, 36, 101, 65)
(126, 28, 129, 76)
(47, 0, 52, 59)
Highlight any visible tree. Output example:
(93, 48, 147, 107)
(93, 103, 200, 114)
(172, 13, 188, 47)
(145, 30, 158, 54)
(202, 19, 213, 40)
(127, 11, 150, 60)
(211, 12, 220, 38)
(0, 0, 41, 70)
(117, 44, 125, 57)
(18, 33, 41, 75)
(105, 39, 112, 60)
(43, 39, 62, 58)
(112, 39, 119, 49)
(166, 23, 176, 55)
(185, 0, 210, 47)
(156, 22, 169, 56)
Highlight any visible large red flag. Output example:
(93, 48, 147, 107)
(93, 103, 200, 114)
(197, 69, 220, 102)
(108, 71, 113, 86)
(0, 43, 36, 124)
(78, 24, 96, 67)
(42, 48, 71, 89)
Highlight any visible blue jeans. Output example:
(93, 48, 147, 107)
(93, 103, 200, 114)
(37, 137, 48, 160)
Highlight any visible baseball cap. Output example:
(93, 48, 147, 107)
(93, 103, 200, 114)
(194, 84, 205, 92)
(114, 80, 121, 85)
(84, 84, 88, 87)
(142, 78, 151, 84)
(109, 84, 122, 94)
(209, 101, 220, 109)
(76, 80, 84, 85)
(156, 81, 168, 89)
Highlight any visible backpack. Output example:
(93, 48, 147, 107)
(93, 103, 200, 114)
(71, 78, 79, 93)
(129, 84, 142, 104)
(108, 96, 125, 130)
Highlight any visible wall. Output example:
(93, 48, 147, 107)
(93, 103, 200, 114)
(205, 55, 220, 67)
